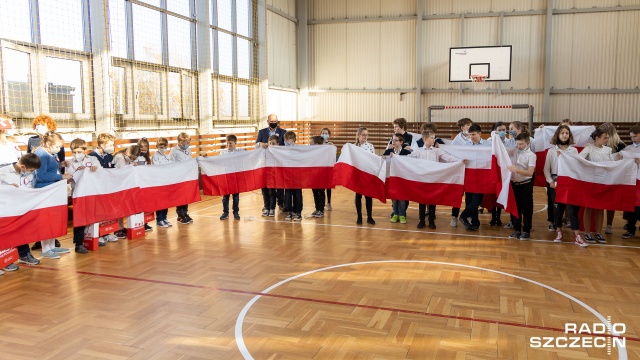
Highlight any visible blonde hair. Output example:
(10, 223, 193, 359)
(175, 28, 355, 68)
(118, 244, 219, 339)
(156, 137, 168, 147)
(177, 132, 190, 141)
(96, 133, 116, 146)
(599, 122, 623, 152)
(70, 138, 87, 151)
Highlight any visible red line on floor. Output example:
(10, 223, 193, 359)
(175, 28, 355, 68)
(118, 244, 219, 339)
(30, 266, 639, 342)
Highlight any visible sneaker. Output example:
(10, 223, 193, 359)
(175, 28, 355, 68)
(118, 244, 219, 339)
(157, 221, 169, 228)
(55, 239, 61, 247)
(489, 219, 496, 226)
(459, 217, 471, 228)
(18, 254, 40, 265)
(508, 231, 521, 239)
(261, 209, 269, 217)
(584, 233, 595, 244)
(390, 215, 399, 223)
(605, 225, 613, 234)
(575, 234, 588, 247)
(144, 224, 153, 232)
(185, 214, 194, 223)
(293, 213, 302, 221)
(548, 224, 556, 232)
(41, 250, 60, 259)
(519, 232, 530, 241)
(314, 211, 324, 218)
(356, 217, 363, 225)
(233, 213, 240, 220)
(325, 203, 332, 211)
(164, 220, 173, 227)
(220, 213, 229, 220)
(4, 263, 19, 271)
(399, 216, 407, 224)
(51, 247, 70, 254)
(114, 230, 126, 239)
(467, 225, 479, 231)
(417, 221, 426, 229)
(31, 242, 42, 250)
(268, 209, 275, 217)
(75, 245, 88, 254)
(310, 210, 318, 217)
(285, 213, 293, 221)
(428, 221, 436, 229)
(622, 231, 635, 239)
(623, 223, 628, 230)
(504, 222, 513, 229)
(177, 216, 191, 225)
(105, 234, 118, 242)
(367, 217, 375, 225)
(595, 233, 607, 244)
(564, 218, 571, 228)
(98, 237, 107, 246)
(450, 216, 457, 227)
(554, 231, 564, 242)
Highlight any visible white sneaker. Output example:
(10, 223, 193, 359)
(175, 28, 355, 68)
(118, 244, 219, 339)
(325, 203, 332, 211)
(605, 225, 613, 234)
(98, 236, 106, 245)
(105, 234, 118, 242)
(450, 216, 457, 227)
(164, 220, 173, 227)
(41, 250, 60, 259)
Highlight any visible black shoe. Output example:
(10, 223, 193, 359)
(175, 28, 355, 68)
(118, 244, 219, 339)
(75, 245, 88, 254)
(489, 219, 496, 226)
(459, 217, 471, 228)
(114, 230, 127, 239)
(508, 231, 521, 239)
(144, 224, 153, 232)
(467, 225, 479, 231)
(622, 231, 635, 239)
(496, 220, 503, 226)
(356, 217, 363, 225)
(417, 221, 426, 229)
(54, 239, 61, 247)
(220, 213, 229, 220)
(428, 222, 436, 229)
(185, 214, 194, 223)
(233, 213, 240, 220)
(367, 217, 375, 225)
(31, 242, 42, 250)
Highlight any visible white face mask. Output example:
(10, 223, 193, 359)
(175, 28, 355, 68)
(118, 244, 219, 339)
(36, 124, 48, 136)
(104, 146, 114, 154)
(157, 148, 166, 154)
(73, 153, 85, 162)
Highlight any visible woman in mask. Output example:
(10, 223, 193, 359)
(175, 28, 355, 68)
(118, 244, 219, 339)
(27, 115, 65, 163)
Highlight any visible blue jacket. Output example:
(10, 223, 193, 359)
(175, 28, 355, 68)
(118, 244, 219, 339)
(34, 147, 62, 188)
(88, 150, 115, 168)
(256, 127, 286, 145)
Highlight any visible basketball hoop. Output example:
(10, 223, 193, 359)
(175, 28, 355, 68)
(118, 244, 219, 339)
(470, 74, 487, 90)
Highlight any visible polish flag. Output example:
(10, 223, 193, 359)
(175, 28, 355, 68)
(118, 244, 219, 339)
(72, 167, 142, 227)
(532, 125, 595, 186)
(491, 133, 519, 217)
(0, 181, 68, 250)
(198, 149, 267, 196)
(136, 159, 201, 212)
(333, 143, 386, 203)
(556, 153, 637, 212)
(439, 145, 494, 194)
(386, 155, 464, 208)
(620, 150, 640, 207)
(266, 145, 336, 189)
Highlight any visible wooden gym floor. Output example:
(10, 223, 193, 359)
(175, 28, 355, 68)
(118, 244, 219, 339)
(1, 187, 639, 360)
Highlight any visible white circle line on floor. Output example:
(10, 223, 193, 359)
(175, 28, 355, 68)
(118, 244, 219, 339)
(234, 260, 627, 360)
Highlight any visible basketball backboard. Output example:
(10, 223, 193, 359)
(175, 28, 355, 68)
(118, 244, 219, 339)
(449, 45, 512, 82)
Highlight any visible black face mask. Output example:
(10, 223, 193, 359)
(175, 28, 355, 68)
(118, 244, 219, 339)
(268, 122, 278, 129)
(557, 139, 570, 146)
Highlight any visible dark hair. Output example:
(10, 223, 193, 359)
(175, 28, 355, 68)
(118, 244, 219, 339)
(510, 121, 529, 135)
(157, 137, 168, 147)
(226, 134, 238, 143)
(457, 118, 473, 129)
(69, 138, 87, 151)
(268, 134, 280, 142)
(116, 144, 141, 157)
(421, 130, 435, 139)
(311, 136, 324, 145)
(393, 132, 405, 142)
(284, 131, 296, 140)
(630, 126, 640, 135)
(560, 119, 572, 125)
(320, 128, 331, 135)
(468, 124, 482, 133)
(492, 121, 506, 131)
(590, 128, 607, 140)
(515, 133, 530, 142)
(355, 127, 368, 146)
(137, 138, 151, 164)
(420, 123, 438, 133)
(392, 118, 408, 130)
(550, 125, 574, 145)
(19, 153, 41, 169)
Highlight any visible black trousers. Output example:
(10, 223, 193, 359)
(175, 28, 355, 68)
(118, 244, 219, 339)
(325, 189, 332, 204)
(355, 193, 372, 218)
(176, 204, 188, 215)
(73, 226, 85, 246)
(263, 188, 284, 210)
(554, 203, 580, 231)
(419, 204, 436, 222)
(511, 181, 533, 233)
(312, 189, 325, 211)
(460, 193, 484, 227)
(285, 189, 303, 214)
(17, 244, 30, 257)
(452, 207, 460, 217)
(222, 194, 239, 214)
(546, 183, 555, 223)
(624, 207, 640, 234)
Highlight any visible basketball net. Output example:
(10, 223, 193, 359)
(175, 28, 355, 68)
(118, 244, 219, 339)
(470, 74, 487, 90)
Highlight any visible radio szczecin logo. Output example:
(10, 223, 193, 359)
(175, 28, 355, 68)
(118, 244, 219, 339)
(530, 318, 626, 355)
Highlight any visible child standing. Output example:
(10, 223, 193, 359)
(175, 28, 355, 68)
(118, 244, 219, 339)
(410, 130, 460, 229)
(170, 133, 194, 224)
(310, 136, 326, 218)
(490, 121, 508, 226)
(543, 126, 587, 247)
(451, 118, 473, 146)
(283, 131, 303, 221)
(219, 135, 244, 220)
(88, 133, 119, 243)
(622, 126, 640, 239)
(113, 145, 141, 237)
(152, 137, 173, 228)
(320, 128, 333, 211)
(383, 133, 411, 224)
(507, 133, 537, 240)
(66, 138, 99, 253)
(457, 124, 491, 231)
(354, 127, 376, 225)
(33, 132, 72, 259)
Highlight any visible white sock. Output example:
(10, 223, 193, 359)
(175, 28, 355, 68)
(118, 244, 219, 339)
(41, 239, 55, 253)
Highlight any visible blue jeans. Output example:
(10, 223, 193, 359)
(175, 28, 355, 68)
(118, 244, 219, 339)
(285, 189, 303, 214)
(392, 200, 407, 217)
(222, 193, 240, 214)
(156, 209, 168, 222)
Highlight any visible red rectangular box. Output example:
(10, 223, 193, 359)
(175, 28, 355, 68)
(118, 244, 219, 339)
(144, 212, 155, 223)
(99, 219, 119, 237)
(0, 248, 19, 267)
(126, 227, 145, 240)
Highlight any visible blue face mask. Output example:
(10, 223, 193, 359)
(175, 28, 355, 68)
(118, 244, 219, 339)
(321, 134, 329, 141)
(285, 141, 293, 147)
(181, 144, 189, 150)
(509, 130, 517, 137)
(498, 131, 506, 138)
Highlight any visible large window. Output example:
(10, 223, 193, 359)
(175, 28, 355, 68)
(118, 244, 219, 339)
(137, 69, 162, 115)
(2, 48, 34, 113)
(39, 0, 86, 51)
(132, 4, 163, 64)
(46, 57, 84, 113)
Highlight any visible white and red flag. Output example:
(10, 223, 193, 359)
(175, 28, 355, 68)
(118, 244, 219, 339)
(556, 153, 637, 212)
(491, 133, 519, 217)
(439, 145, 494, 194)
(72, 167, 142, 227)
(0, 181, 68, 250)
(386, 155, 464, 208)
(198, 150, 267, 196)
(333, 144, 386, 203)
(136, 159, 201, 212)
(532, 125, 595, 186)
(266, 145, 336, 189)
(620, 150, 640, 207)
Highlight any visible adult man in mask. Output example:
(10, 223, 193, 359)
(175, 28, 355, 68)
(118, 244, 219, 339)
(255, 114, 286, 216)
